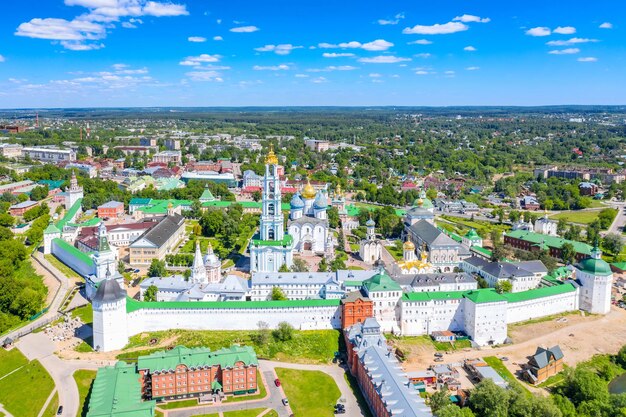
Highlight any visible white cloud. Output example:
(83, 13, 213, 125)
(311, 77, 327, 83)
(548, 48, 580, 55)
(414, 53, 431, 58)
(369, 73, 382, 77)
(185, 70, 223, 82)
(464, 45, 477, 51)
(453, 14, 490, 23)
(599, 22, 613, 29)
(307, 66, 357, 72)
(213, 36, 223, 41)
(16, 17, 105, 41)
(526, 26, 551, 36)
(361, 39, 393, 51)
(142, 1, 188, 17)
(294, 74, 309, 78)
(0, 55, 5, 62)
(230, 26, 259, 33)
(60, 41, 104, 50)
(179, 54, 222, 66)
(578, 57, 598, 62)
(122, 21, 137, 28)
(322, 52, 355, 58)
(254, 44, 303, 55)
(403, 22, 468, 35)
(444, 70, 455, 77)
(415, 70, 429, 75)
(253, 64, 290, 70)
(408, 39, 432, 45)
(377, 12, 405, 25)
(216, 19, 221, 24)
(465, 66, 480, 70)
(546, 37, 598, 46)
(358, 55, 411, 64)
(188, 36, 207, 43)
(553, 26, 576, 35)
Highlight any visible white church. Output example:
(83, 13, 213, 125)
(287, 182, 331, 254)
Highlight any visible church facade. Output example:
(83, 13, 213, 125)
(287, 181, 330, 254)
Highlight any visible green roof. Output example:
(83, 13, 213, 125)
(363, 271, 402, 292)
(126, 297, 340, 313)
(137, 199, 193, 214)
(403, 291, 467, 302)
(86, 362, 155, 417)
(199, 187, 216, 201)
(137, 345, 258, 373)
(463, 289, 507, 304)
(56, 198, 82, 230)
(612, 262, 626, 271)
(503, 283, 576, 303)
(343, 204, 405, 218)
(52, 238, 94, 268)
(44, 220, 61, 235)
(38, 179, 65, 190)
(577, 257, 612, 276)
(465, 229, 481, 240)
(250, 234, 293, 247)
(343, 280, 363, 287)
(505, 230, 592, 255)
(202, 201, 233, 208)
(471, 246, 493, 257)
(68, 217, 101, 228)
(129, 198, 152, 206)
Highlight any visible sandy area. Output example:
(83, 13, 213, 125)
(31, 256, 61, 305)
(403, 307, 626, 379)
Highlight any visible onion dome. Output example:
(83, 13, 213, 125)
(403, 239, 415, 251)
(366, 218, 375, 227)
(265, 144, 278, 165)
(313, 191, 328, 209)
(302, 181, 317, 199)
(290, 192, 305, 209)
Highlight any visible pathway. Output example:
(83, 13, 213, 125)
(0, 403, 15, 417)
(605, 201, 626, 235)
(37, 389, 58, 417)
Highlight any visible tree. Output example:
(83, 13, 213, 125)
(10, 288, 44, 319)
(327, 206, 340, 229)
(557, 218, 569, 236)
(30, 185, 48, 201)
(251, 191, 262, 202)
(469, 379, 510, 417)
(426, 187, 437, 200)
(0, 213, 14, 227)
(552, 394, 577, 417)
(318, 257, 328, 272)
(148, 259, 166, 277)
(291, 258, 309, 272)
(278, 263, 290, 273)
(430, 390, 451, 413)
(561, 243, 577, 265)
(436, 405, 475, 417)
(490, 229, 502, 247)
(273, 321, 294, 342)
(509, 210, 521, 222)
(495, 280, 512, 293)
(254, 321, 270, 345)
(143, 285, 158, 302)
(271, 286, 287, 301)
(603, 233, 624, 255)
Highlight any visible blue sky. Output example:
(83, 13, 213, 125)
(0, 0, 624, 107)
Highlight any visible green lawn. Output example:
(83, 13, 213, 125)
(263, 411, 278, 417)
(189, 414, 218, 417)
(223, 370, 266, 403)
(385, 245, 404, 261)
(0, 358, 55, 417)
(432, 339, 472, 351)
(275, 368, 341, 417)
(549, 210, 600, 225)
(75, 340, 94, 353)
(0, 348, 29, 378)
(119, 329, 341, 364)
(483, 356, 529, 396)
(45, 254, 81, 279)
(223, 408, 268, 417)
(159, 399, 198, 410)
(41, 391, 59, 417)
(74, 369, 97, 417)
(71, 304, 93, 326)
(347, 266, 365, 270)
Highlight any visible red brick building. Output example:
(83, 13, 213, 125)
(341, 291, 373, 329)
(137, 346, 258, 401)
(9, 200, 39, 216)
(97, 201, 125, 218)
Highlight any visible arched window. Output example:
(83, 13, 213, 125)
(268, 203, 275, 215)
(268, 228, 275, 240)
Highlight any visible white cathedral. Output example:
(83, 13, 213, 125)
(359, 217, 382, 264)
(288, 181, 331, 254)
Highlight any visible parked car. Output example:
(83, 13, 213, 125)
(282, 398, 289, 406)
(434, 358, 444, 362)
(334, 409, 346, 414)
(434, 353, 443, 358)
(274, 378, 281, 387)
(57, 406, 63, 416)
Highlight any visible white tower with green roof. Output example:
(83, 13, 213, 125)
(575, 245, 613, 314)
(249, 146, 294, 272)
(43, 220, 61, 254)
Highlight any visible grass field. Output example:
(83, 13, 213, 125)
(160, 399, 198, 409)
(387, 334, 472, 354)
(45, 254, 81, 279)
(0, 348, 29, 378)
(263, 410, 278, 417)
(41, 391, 59, 417)
(223, 408, 268, 417)
(74, 369, 97, 417)
(275, 368, 341, 417)
(119, 329, 341, 364)
(71, 304, 93, 326)
(385, 245, 404, 261)
(548, 210, 600, 225)
(0, 356, 55, 417)
(483, 356, 529, 395)
(223, 370, 266, 403)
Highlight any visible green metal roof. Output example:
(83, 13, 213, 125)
(44, 220, 61, 235)
(52, 238, 94, 268)
(503, 283, 576, 303)
(403, 291, 466, 302)
(199, 187, 216, 201)
(343, 204, 405, 217)
(126, 297, 340, 313)
(250, 234, 293, 247)
(505, 230, 592, 255)
(137, 199, 193, 214)
(577, 257, 612, 276)
(343, 280, 363, 287)
(137, 345, 258, 373)
(129, 198, 152, 206)
(612, 262, 626, 271)
(56, 198, 83, 230)
(86, 362, 155, 417)
(363, 271, 402, 292)
(463, 289, 507, 304)
(471, 246, 493, 257)
(68, 217, 101, 228)
(465, 229, 481, 240)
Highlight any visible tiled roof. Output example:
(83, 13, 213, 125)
(137, 345, 258, 373)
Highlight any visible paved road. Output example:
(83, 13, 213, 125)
(605, 201, 626, 235)
(3, 251, 71, 342)
(17, 332, 112, 417)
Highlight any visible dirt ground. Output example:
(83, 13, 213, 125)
(403, 306, 626, 378)
(31, 256, 60, 305)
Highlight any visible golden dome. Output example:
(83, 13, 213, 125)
(335, 184, 342, 197)
(403, 239, 415, 251)
(302, 180, 317, 199)
(265, 144, 278, 165)
(417, 197, 424, 207)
